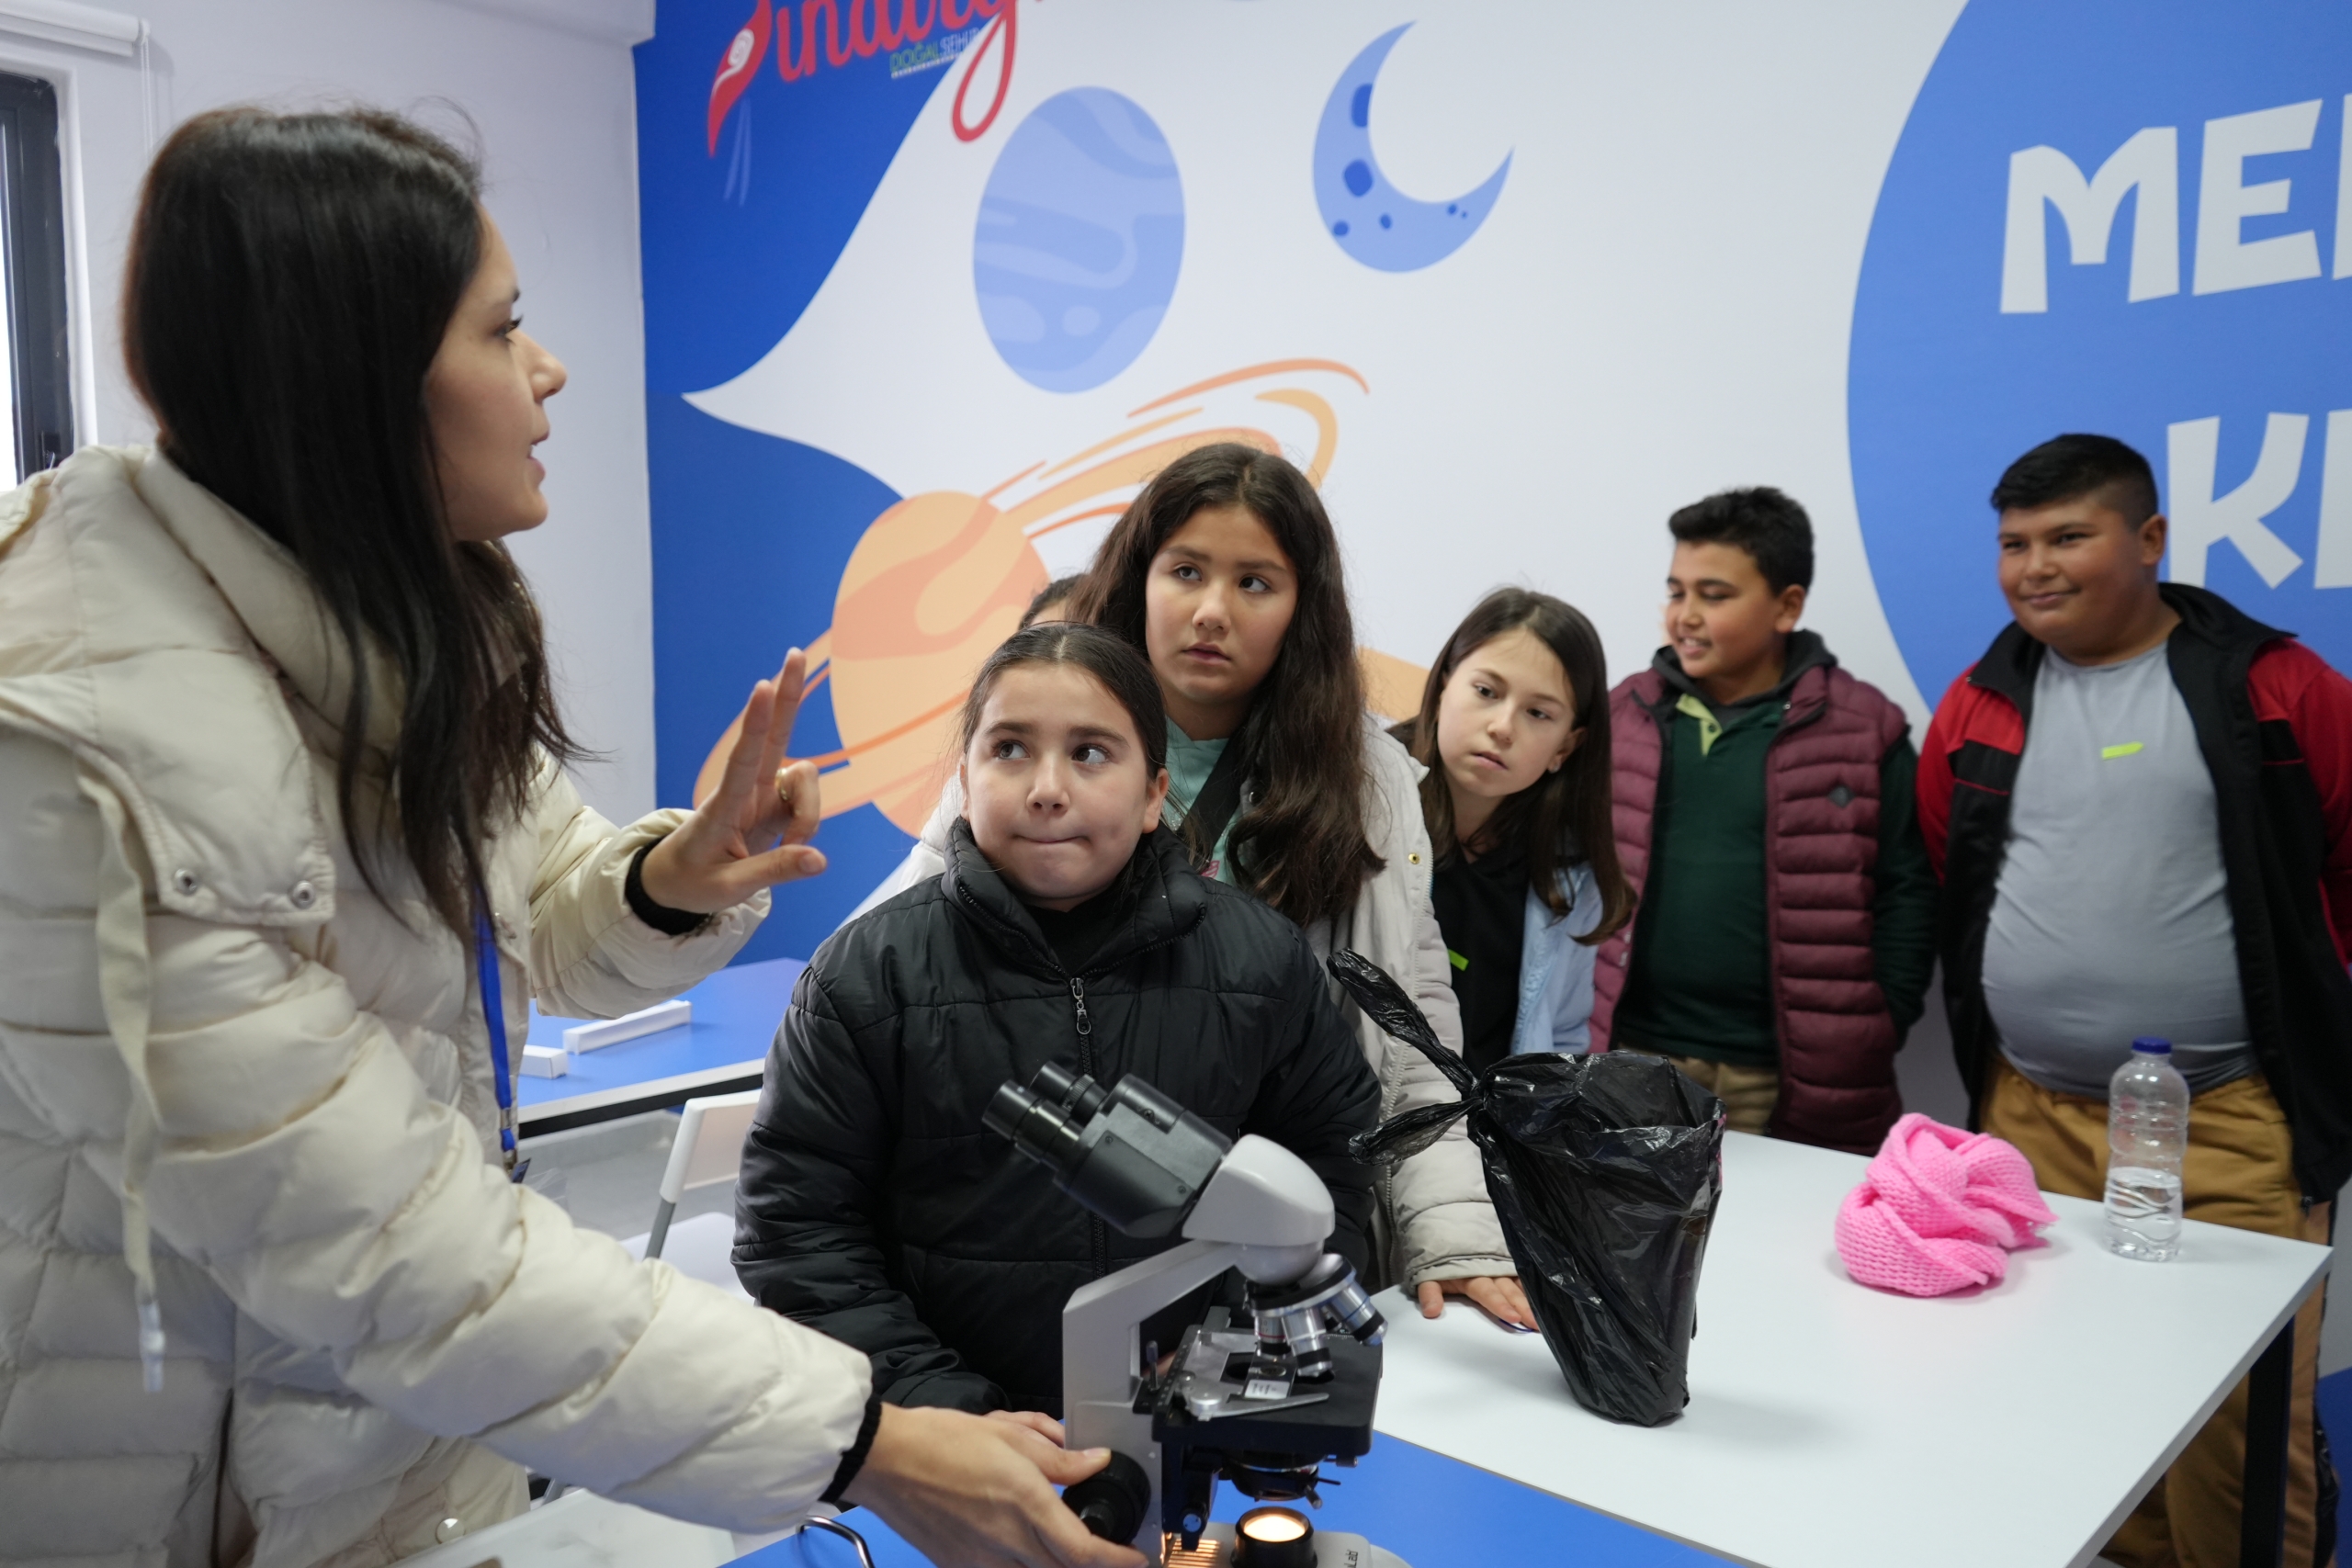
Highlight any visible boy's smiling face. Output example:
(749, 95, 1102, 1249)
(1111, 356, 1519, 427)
(1664, 541, 1807, 704)
(1996, 492, 2171, 663)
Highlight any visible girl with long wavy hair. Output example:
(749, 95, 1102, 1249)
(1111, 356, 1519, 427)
(862, 444, 1535, 1328)
(1069, 446, 1531, 1327)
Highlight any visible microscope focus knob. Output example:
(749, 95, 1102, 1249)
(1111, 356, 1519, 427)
(1063, 1450, 1152, 1542)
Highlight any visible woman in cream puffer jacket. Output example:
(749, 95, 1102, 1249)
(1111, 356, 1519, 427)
(0, 107, 1137, 1568)
(0, 446, 867, 1566)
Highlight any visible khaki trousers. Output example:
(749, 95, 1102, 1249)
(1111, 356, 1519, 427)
(1619, 1046, 1780, 1135)
(1984, 1055, 2333, 1568)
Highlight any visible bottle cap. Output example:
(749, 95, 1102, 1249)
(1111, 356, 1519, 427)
(2132, 1037, 2173, 1055)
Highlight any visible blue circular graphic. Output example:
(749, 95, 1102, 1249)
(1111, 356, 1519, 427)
(1851, 0, 2352, 703)
(1313, 24, 1509, 273)
(974, 88, 1184, 394)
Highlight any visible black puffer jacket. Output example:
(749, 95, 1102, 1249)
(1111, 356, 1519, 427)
(735, 821, 1380, 1416)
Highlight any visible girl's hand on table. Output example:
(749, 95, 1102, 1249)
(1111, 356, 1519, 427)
(1417, 1273, 1539, 1331)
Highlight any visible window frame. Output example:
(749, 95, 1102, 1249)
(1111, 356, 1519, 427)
(0, 69, 72, 479)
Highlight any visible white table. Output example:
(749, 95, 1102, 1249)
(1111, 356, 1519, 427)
(1374, 1130, 2330, 1568)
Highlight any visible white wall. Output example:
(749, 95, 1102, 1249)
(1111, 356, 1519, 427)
(0, 0, 658, 820)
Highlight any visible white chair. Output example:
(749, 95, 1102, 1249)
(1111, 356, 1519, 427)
(618, 1089, 762, 1299)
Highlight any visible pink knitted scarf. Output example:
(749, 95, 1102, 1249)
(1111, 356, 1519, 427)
(1835, 1113, 2058, 1296)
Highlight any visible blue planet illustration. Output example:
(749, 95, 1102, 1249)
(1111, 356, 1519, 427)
(974, 87, 1185, 393)
(1314, 24, 1510, 273)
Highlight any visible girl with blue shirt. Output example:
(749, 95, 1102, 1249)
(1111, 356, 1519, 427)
(1399, 590, 1635, 1069)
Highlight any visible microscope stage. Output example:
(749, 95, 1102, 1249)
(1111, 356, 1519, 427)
(1147, 1321, 1382, 1458)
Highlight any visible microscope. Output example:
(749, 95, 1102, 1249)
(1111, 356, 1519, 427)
(986, 1065, 1409, 1568)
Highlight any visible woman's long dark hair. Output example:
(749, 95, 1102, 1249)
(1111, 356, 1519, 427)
(1070, 443, 1380, 927)
(1409, 589, 1633, 942)
(124, 108, 581, 934)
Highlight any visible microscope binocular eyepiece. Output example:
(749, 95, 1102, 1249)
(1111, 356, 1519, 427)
(985, 1064, 1234, 1239)
(981, 1064, 1092, 1177)
(981, 1059, 1112, 1171)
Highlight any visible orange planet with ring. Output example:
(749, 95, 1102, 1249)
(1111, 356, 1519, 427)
(695, 358, 1426, 837)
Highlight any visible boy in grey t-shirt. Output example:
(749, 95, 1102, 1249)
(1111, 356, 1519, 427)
(1980, 640, 2252, 1097)
(1920, 434, 2352, 1568)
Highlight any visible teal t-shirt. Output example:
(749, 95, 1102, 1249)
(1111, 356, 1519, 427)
(1162, 720, 1238, 885)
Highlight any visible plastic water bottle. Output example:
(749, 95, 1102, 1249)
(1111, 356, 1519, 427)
(2105, 1037, 2188, 1261)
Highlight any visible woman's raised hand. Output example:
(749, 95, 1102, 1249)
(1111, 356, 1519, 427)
(639, 649, 826, 914)
(843, 1404, 1147, 1568)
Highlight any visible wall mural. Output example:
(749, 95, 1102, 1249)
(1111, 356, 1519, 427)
(637, 0, 2352, 964)
(1313, 24, 1509, 274)
(1853, 0, 2352, 704)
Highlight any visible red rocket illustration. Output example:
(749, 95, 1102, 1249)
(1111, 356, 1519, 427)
(707, 0, 772, 155)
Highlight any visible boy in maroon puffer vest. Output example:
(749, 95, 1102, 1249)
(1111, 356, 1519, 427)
(1591, 487, 1937, 1151)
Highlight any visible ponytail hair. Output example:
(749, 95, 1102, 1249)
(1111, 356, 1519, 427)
(959, 622, 1169, 777)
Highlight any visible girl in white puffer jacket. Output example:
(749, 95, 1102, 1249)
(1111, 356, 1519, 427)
(0, 108, 1136, 1568)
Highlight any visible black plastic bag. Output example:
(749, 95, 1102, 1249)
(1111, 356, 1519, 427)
(1332, 949, 1725, 1427)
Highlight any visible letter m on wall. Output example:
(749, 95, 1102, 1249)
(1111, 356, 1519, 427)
(2001, 128, 2181, 313)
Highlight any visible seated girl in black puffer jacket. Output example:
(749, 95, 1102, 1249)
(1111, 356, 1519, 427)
(735, 624, 1380, 1417)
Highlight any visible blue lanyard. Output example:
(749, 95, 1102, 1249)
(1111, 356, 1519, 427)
(473, 902, 526, 1182)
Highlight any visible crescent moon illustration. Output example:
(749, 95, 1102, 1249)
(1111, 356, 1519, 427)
(1313, 23, 1510, 273)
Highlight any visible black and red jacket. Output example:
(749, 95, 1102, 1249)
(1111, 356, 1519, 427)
(1918, 584, 2352, 1201)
